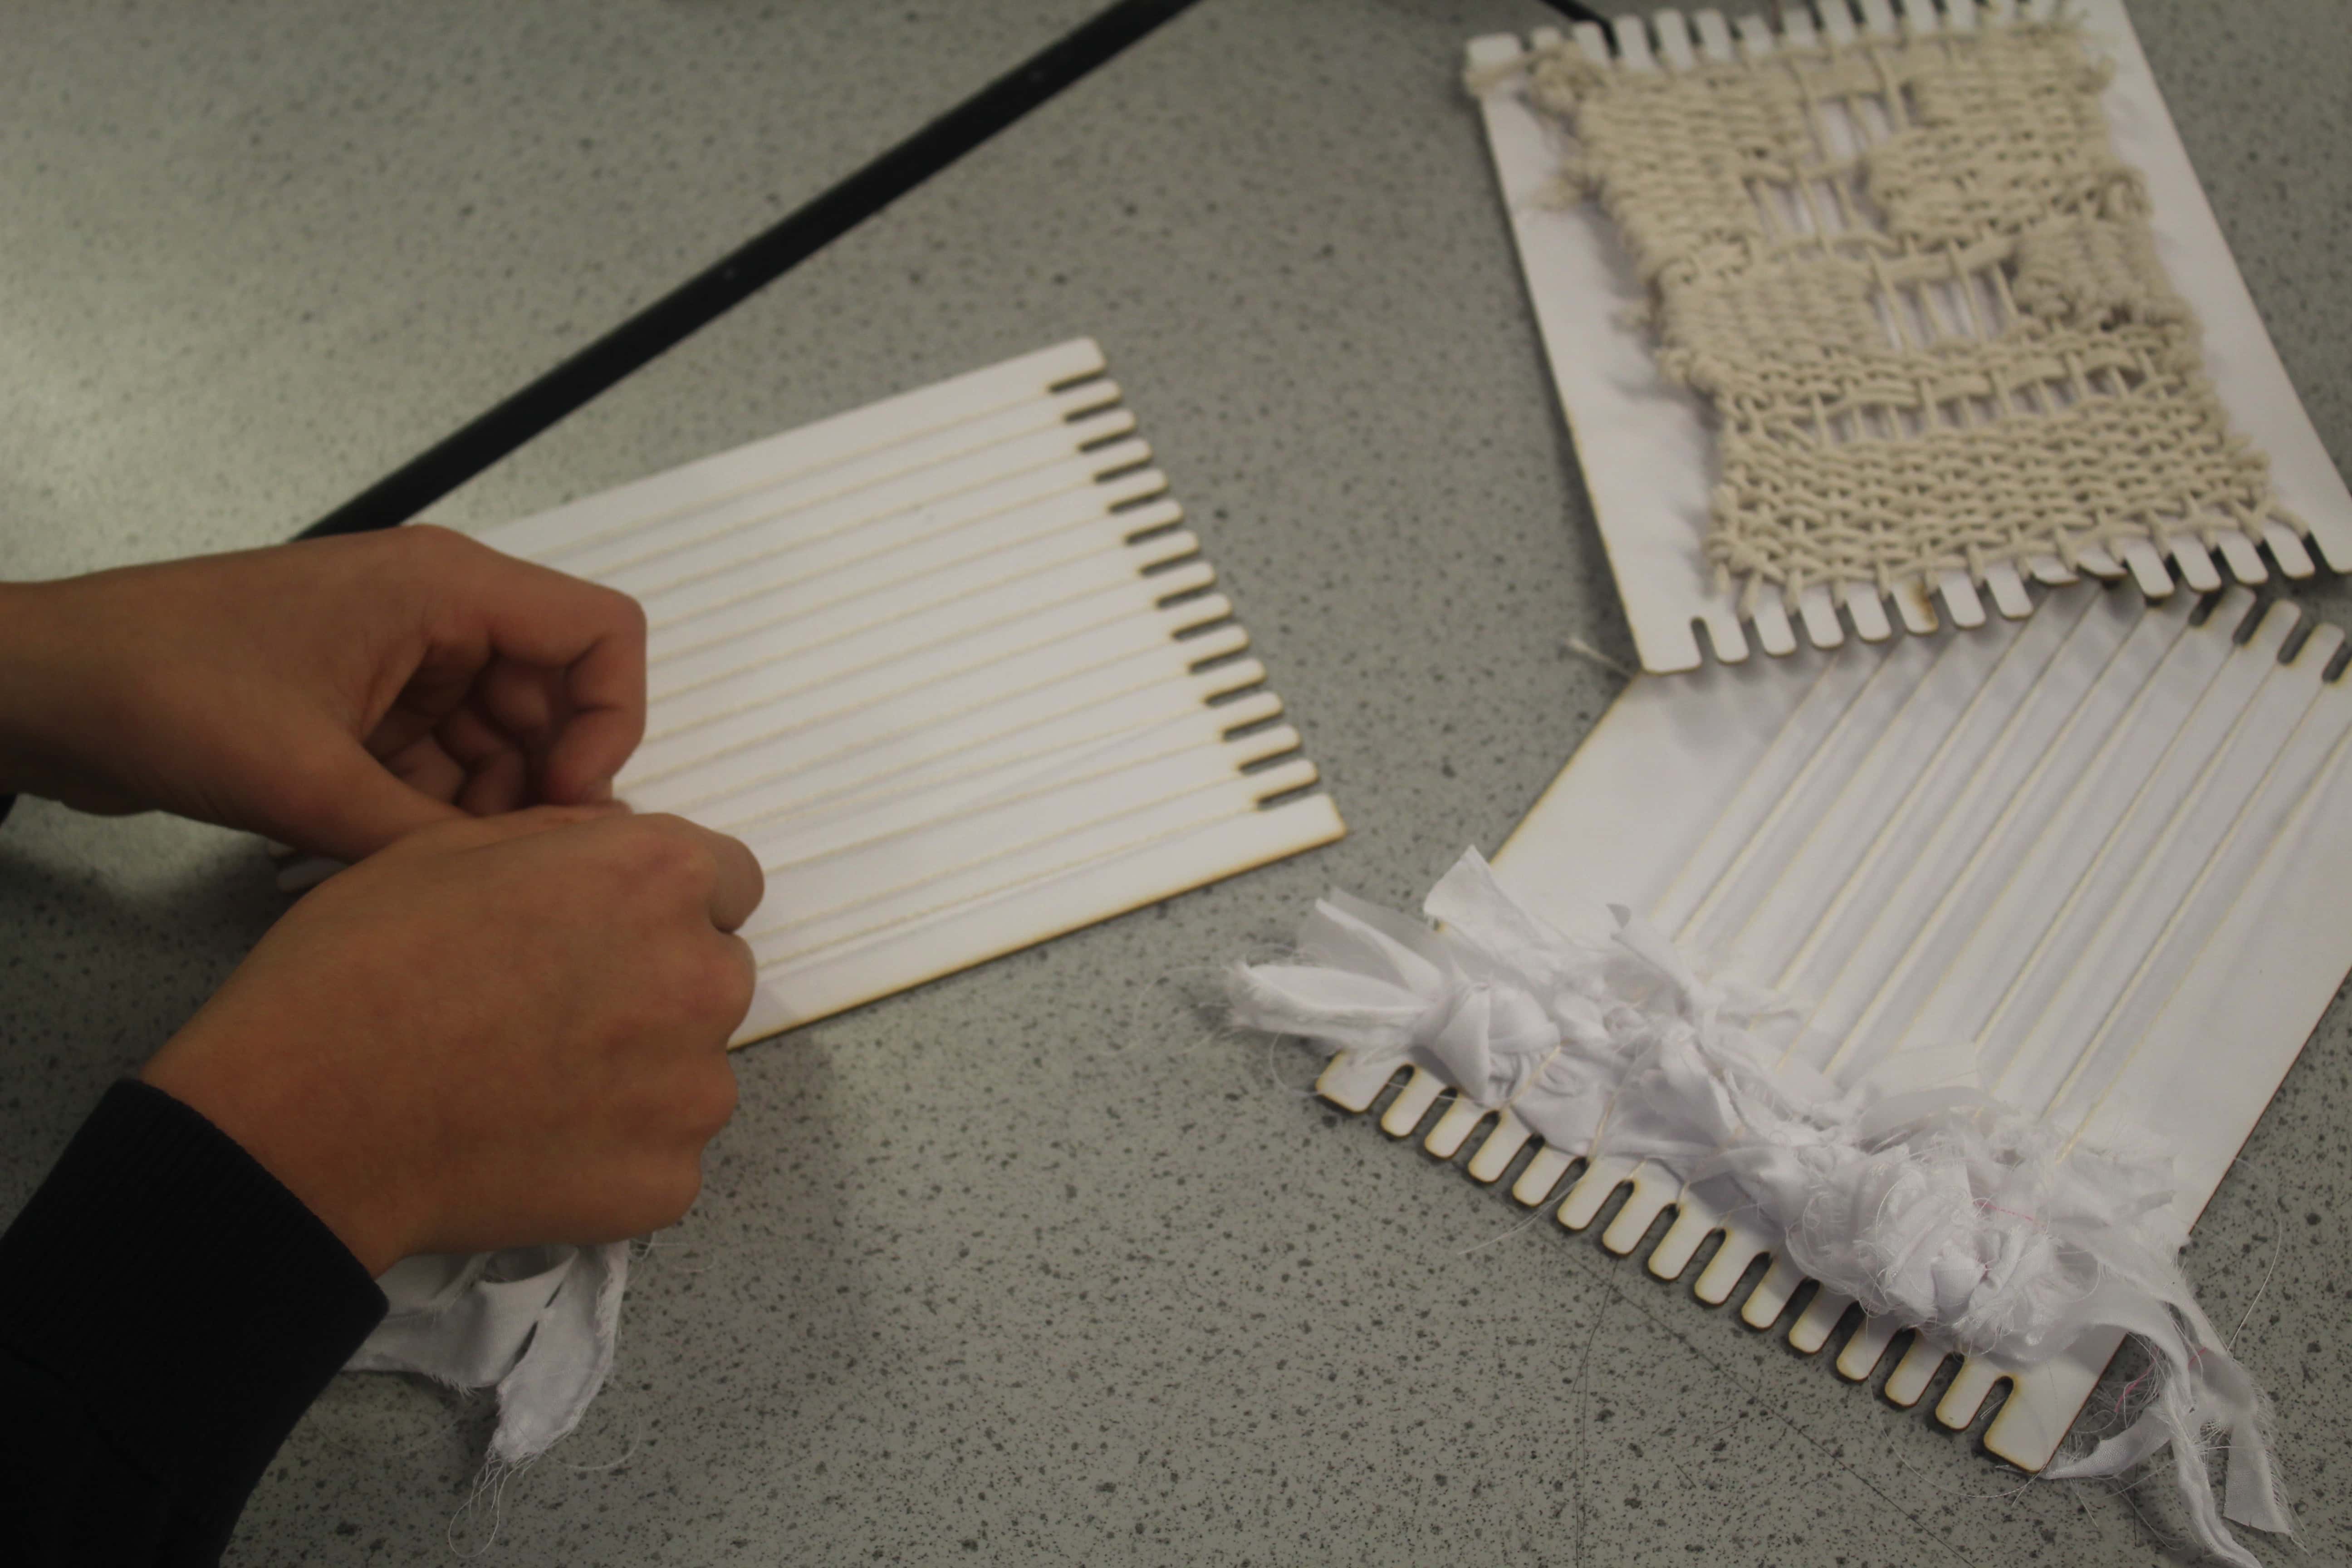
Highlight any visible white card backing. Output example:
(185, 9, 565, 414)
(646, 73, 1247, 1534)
(477, 339, 1344, 1042)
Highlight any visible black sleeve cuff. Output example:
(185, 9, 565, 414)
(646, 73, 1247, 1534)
(0, 1081, 387, 1558)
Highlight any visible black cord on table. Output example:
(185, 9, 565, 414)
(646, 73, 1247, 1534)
(1532, 0, 1609, 26)
(294, 0, 1205, 540)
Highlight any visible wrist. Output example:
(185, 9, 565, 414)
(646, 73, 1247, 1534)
(0, 579, 90, 800)
(141, 1019, 425, 1279)
(0, 582, 48, 794)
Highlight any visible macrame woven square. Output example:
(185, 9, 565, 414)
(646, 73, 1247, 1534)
(1523, 20, 2307, 606)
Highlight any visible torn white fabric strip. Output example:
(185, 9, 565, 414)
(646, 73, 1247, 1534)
(347, 1242, 630, 1467)
(1231, 848, 2287, 1568)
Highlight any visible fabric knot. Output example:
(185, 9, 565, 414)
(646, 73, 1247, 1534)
(1425, 979, 1561, 1110)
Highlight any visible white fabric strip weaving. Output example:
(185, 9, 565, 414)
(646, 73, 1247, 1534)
(1232, 850, 2285, 1566)
(1232, 581, 2352, 1565)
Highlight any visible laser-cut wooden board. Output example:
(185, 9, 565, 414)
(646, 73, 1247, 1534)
(1467, 0, 2352, 673)
(475, 339, 1344, 1044)
(1317, 580, 2352, 1472)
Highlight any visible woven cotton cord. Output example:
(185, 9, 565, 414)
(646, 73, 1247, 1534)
(1502, 18, 2306, 611)
(1228, 849, 2288, 1568)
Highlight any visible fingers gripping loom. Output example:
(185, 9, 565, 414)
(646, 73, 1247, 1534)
(355, 528, 647, 839)
(409, 528, 648, 807)
(656, 816, 765, 934)
(0, 528, 649, 861)
(3, 534, 764, 1277)
(588, 814, 765, 1039)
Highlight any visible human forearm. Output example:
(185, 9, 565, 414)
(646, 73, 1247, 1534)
(0, 1083, 387, 1566)
(0, 578, 81, 803)
(138, 805, 760, 1274)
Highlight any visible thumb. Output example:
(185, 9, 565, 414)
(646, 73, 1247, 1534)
(271, 738, 468, 862)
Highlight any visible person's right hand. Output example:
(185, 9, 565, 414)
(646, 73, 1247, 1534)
(139, 805, 764, 1276)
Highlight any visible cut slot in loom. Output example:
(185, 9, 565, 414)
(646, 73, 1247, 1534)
(472, 339, 1344, 1040)
(1466, 0, 2352, 671)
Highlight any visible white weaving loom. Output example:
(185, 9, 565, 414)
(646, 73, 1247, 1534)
(475, 339, 1344, 1042)
(1317, 579, 2352, 1471)
(1468, 0, 2352, 673)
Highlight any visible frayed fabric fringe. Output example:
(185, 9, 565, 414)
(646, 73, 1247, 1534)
(1229, 849, 2288, 1567)
(347, 1241, 629, 1467)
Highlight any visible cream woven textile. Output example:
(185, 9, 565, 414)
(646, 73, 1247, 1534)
(1520, 20, 2306, 608)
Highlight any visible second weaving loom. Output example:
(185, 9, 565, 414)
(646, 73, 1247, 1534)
(1520, 13, 2293, 608)
(1468, 0, 2352, 672)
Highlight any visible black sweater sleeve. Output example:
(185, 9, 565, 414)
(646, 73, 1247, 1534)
(0, 1082, 387, 1566)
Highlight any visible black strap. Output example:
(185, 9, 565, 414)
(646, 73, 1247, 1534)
(297, 0, 1205, 540)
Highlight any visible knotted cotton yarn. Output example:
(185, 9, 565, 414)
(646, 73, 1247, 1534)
(1488, 20, 2305, 611)
(1230, 849, 2287, 1567)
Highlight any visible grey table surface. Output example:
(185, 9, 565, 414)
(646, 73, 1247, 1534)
(4, 1, 2348, 1563)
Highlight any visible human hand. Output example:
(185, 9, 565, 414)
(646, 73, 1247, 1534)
(0, 527, 645, 859)
(139, 806, 763, 1275)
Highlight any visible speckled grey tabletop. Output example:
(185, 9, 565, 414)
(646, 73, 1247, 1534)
(4, 2, 2348, 1563)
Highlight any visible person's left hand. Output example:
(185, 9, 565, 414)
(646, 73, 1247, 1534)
(0, 526, 646, 860)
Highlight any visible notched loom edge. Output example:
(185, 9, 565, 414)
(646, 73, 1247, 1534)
(1311, 1051, 2103, 1471)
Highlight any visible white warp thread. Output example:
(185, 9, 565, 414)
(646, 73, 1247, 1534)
(347, 1242, 629, 1468)
(1229, 849, 2288, 1567)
